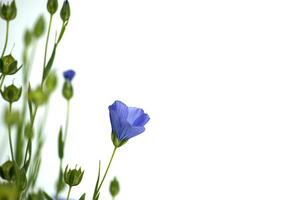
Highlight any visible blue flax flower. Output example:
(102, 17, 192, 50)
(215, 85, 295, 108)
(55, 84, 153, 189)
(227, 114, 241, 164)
(63, 69, 75, 81)
(109, 100, 150, 147)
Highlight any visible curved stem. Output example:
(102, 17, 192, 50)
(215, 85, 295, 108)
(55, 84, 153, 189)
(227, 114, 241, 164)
(1, 21, 9, 58)
(66, 186, 72, 200)
(98, 147, 117, 194)
(42, 14, 53, 82)
(8, 103, 15, 161)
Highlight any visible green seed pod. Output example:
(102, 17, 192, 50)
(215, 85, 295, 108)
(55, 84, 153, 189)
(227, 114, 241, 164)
(47, 0, 58, 15)
(1, 84, 22, 103)
(0, 54, 22, 75)
(33, 15, 45, 38)
(60, 0, 70, 22)
(0, 183, 17, 200)
(0, 161, 15, 181)
(109, 177, 120, 198)
(28, 86, 48, 106)
(45, 71, 58, 93)
(24, 122, 34, 139)
(62, 81, 73, 100)
(0, 1, 17, 21)
(64, 165, 84, 187)
(4, 107, 20, 126)
(24, 29, 32, 46)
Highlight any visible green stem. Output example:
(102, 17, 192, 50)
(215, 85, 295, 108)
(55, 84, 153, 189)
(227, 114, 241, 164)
(30, 106, 38, 128)
(98, 147, 118, 194)
(8, 103, 15, 161)
(1, 21, 9, 58)
(64, 100, 70, 142)
(0, 75, 6, 89)
(66, 186, 72, 200)
(42, 14, 53, 83)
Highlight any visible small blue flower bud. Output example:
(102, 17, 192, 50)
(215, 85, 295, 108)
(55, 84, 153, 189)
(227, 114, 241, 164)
(47, 0, 58, 15)
(64, 165, 84, 187)
(63, 69, 75, 82)
(0, 0, 17, 21)
(60, 0, 70, 22)
(109, 177, 120, 198)
(1, 84, 22, 103)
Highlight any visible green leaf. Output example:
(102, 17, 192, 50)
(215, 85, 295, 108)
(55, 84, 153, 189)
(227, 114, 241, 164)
(79, 193, 86, 200)
(57, 22, 68, 45)
(92, 161, 101, 200)
(42, 44, 57, 81)
(58, 127, 64, 159)
(43, 191, 53, 200)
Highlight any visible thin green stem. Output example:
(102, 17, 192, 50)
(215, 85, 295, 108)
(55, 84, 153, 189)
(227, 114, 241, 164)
(0, 75, 6, 89)
(64, 100, 70, 142)
(55, 158, 63, 200)
(66, 186, 72, 200)
(42, 14, 53, 83)
(98, 147, 118, 194)
(8, 103, 15, 161)
(30, 106, 38, 128)
(1, 21, 9, 58)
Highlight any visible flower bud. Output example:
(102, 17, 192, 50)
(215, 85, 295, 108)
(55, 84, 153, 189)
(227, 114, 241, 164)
(4, 107, 20, 126)
(0, 1, 17, 21)
(33, 15, 45, 38)
(28, 86, 48, 106)
(45, 71, 58, 93)
(24, 29, 32, 47)
(109, 177, 120, 198)
(1, 84, 22, 103)
(24, 122, 34, 139)
(64, 165, 84, 187)
(0, 161, 15, 181)
(47, 0, 58, 15)
(62, 81, 73, 100)
(0, 54, 22, 75)
(60, 0, 70, 22)
(0, 183, 17, 200)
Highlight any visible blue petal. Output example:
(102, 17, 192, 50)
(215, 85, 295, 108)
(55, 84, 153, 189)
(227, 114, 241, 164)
(109, 100, 128, 121)
(124, 126, 146, 140)
(63, 69, 75, 81)
(109, 110, 121, 134)
(127, 107, 144, 125)
(133, 113, 150, 127)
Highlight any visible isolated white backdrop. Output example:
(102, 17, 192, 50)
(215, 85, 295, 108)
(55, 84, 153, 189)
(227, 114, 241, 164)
(1, 0, 301, 199)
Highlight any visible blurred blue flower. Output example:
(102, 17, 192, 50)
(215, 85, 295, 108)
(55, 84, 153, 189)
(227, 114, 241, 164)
(63, 69, 75, 81)
(109, 100, 150, 147)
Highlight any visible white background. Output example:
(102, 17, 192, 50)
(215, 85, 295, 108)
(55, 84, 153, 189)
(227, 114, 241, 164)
(1, 0, 301, 199)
